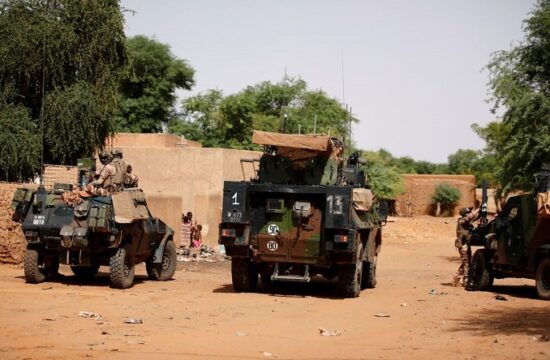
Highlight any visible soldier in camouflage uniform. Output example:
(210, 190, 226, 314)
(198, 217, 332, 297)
(453, 207, 480, 286)
(85, 150, 118, 196)
(112, 148, 139, 188)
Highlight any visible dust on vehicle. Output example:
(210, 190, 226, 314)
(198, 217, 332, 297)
(466, 165, 550, 299)
(219, 130, 386, 298)
(11, 159, 176, 289)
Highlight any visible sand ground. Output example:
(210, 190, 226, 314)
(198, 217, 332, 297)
(0, 216, 548, 359)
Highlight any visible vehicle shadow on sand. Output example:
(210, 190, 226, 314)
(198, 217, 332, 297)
(448, 305, 550, 337)
(440, 255, 461, 264)
(213, 276, 347, 300)
(15, 271, 147, 288)
(485, 284, 539, 300)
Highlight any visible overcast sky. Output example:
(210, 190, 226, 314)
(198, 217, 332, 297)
(121, 0, 535, 163)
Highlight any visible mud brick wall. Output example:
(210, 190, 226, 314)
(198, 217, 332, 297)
(43, 164, 78, 190)
(0, 183, 28, 264)
(395, 174, 476, 217)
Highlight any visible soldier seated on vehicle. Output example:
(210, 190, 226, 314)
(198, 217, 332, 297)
(82, 150, 118, 196)
(112, 148, 139, 188)
(453, 206, 480, 287)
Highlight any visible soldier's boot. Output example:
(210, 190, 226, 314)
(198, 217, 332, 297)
(452, 275, 461, 287)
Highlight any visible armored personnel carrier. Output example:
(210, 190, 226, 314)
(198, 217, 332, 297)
(11, 181, 176, 289)
(467, 166, 550, 299)
(219, 131, 385, 297)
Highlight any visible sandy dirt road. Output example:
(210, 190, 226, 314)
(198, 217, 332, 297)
(0, 216, 548, 360)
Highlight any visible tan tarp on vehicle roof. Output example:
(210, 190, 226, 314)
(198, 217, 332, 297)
(252, 130, 331, 151)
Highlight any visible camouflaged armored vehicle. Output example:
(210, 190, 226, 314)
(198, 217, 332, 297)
(219, 130, 385, 297)
(11, 183, 176, 289)
(467, 167, 550, 299)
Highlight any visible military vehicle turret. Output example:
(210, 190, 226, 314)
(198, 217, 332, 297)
(11, 170, 176, 289)
(219, 130, 386, 297)
(466, 165, 550, 299)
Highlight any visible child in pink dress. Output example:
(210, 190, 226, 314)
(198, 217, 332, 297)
(191, 224, 202, 248)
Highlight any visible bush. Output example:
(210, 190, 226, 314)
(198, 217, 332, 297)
(431, 183, 461, 216)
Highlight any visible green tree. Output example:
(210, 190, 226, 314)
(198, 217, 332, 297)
(0, 96, 40, 181)
(431, 183, 461, 216)
(0, 0, 127, 177)
(361, 150, 405, 200)
(481, 0, 550, 192)
(117, 35, 195, 133)
(168, 89, 225, 147)
(447, 149, 479, 174)
(169, 77, 354, 149)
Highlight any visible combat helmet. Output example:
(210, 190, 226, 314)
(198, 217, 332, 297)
(459, 207, 471, 217)
(112, 148, 123, 159)
(99, 149, 113, 165)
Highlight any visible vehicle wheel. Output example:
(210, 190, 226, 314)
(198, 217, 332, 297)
(44, 255, 59, 278)
(338, 242, 363, 298)
(466, 250, 493, 291)
(260, 273, 272, 286)
(109, 246, 135, 289)
(71, 264, 100, 279)
(361, 256, 377, 289)
(536, 257, 550, 300)
(24, 248, 46, 284)
(146, 241, 177, 281)
(231, 258, 258, 292)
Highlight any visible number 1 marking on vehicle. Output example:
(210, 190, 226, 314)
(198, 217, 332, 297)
(232, 192, 239, 205)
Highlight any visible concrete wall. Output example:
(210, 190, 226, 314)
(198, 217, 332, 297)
(119, 147, 261, 246)
(395, 174, 476, 216)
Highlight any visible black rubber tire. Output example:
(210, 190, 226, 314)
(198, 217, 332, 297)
(71, 264, 100, 279)
(109, 246, 135, 289)
(44, 255, 59, 277)
(146, 241, 177, 281)
(466, 249, 493, 291)
(535, 257, 550, 300)
(260, 273, 272, 286)
(338, 242, 363, 298)
(361, 256, 377, 289)
(231, 258, 258, 292)
(23, 249, 46, 284)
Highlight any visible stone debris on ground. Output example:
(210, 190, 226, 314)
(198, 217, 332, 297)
(494, 295, 508, 301)
(124, 318, 143, 324)
(79, 311, 100, 318)
(177, 245, 225, 262)
(318, 327, 342, 336)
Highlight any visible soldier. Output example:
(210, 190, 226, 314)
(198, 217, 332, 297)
(453, 207, 480, 286)
(112, 148, 139, 188)
(87, 150, 117, 195)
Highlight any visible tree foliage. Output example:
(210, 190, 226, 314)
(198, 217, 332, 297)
(117, 35, 195, 133)
(169, 77, 355, 149)
(431, 183, 461, 216)
(0, 96, 40, 181)
(479, 0, 550, 192)
(0, 0, 127, 178)
(360, 150, 405, 200)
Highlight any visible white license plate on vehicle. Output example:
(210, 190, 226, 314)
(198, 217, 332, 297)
(32, 215, 46, 225)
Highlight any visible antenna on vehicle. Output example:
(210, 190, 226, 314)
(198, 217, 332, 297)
(39, 35, 46, 185)
(349, 106, 352, 151)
